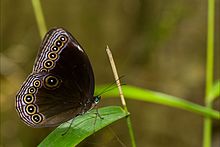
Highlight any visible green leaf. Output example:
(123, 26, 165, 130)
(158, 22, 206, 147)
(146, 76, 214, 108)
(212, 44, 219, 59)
(208, 80, 220, 102)
(38, 106, 128, 147)
(97, 85, 220, 120)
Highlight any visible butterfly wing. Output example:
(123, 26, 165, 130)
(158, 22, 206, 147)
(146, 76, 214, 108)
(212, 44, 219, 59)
(33, 28, 94, 95)
(16, 28, 96, 127)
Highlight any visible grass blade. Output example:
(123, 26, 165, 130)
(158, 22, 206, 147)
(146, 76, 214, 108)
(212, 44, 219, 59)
(97, 85, 220, 119)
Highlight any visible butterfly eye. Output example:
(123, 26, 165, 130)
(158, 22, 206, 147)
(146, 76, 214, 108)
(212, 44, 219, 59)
(33, 79, 41, 88)
(31, 113, 43, 124)
(28, 87, 36, 94)
(51, 46, 59, 52)
(44, 75, 60, 89)
(94, 96, 100, 104)
(23, 94, 34, 104)
(25, 104, 37, 115)
(44, 60, 54, 69)
(48, 52, 58, 60)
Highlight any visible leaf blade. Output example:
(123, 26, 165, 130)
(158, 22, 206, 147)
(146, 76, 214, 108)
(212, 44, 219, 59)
(97, 85, 220, 119)
(38, 106, 128, 147)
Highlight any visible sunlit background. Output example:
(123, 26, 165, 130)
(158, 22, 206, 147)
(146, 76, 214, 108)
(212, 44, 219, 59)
(1, 0, 220, 147)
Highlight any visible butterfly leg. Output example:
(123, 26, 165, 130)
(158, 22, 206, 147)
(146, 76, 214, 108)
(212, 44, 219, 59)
(91, 106, 104, 133)
(61, 117, 76, 136)
(95, 106, 104, 120)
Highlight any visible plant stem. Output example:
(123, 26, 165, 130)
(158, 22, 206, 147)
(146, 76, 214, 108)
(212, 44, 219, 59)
(106, 46, 127, 110)
(31, 0, 47, 39)
(106, 46, 136, 147)
(203, 0, 215, 146)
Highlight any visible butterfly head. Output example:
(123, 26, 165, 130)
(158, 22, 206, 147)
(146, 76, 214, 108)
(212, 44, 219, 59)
(94, 96, 101, 104)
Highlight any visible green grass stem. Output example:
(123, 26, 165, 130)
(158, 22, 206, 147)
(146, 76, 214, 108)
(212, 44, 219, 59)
(31, 0, 47, 39)
(203, 0, 215, 146)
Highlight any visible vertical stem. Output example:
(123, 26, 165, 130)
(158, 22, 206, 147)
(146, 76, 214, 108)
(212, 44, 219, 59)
(106, 46, 136, 147)
(106, 46, 127, 110)
(31, 0, 47, 39)
(203, 0, 215, 146)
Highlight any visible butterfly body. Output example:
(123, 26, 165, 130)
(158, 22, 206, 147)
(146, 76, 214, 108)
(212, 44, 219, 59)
(16, 28, 100, 127)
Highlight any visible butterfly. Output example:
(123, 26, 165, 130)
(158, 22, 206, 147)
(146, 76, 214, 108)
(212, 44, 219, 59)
(16, 28, 100, 127)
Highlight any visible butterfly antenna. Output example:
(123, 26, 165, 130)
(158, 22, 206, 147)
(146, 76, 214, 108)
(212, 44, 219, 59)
(97, 83, 126, 96)
(96, 75, 126, 96)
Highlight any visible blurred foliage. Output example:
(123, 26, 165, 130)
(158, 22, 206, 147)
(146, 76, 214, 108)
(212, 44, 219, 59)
(1, 0, 219, 147)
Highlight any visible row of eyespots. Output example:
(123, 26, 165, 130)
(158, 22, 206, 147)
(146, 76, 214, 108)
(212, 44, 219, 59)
(23, 79, 43, 124)
(41, 35, 68, 72)
(51, 35, 68, 52)
(22, 75, 60, 124)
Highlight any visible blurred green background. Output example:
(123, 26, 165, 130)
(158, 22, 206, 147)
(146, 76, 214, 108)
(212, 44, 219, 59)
(1, 0, 219, 147)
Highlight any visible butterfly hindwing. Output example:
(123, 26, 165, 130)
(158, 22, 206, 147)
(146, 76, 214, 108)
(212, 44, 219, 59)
(16, 73, 46, 127)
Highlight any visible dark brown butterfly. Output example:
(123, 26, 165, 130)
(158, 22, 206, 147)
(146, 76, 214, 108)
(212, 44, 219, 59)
(16, 28, 100, 127)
